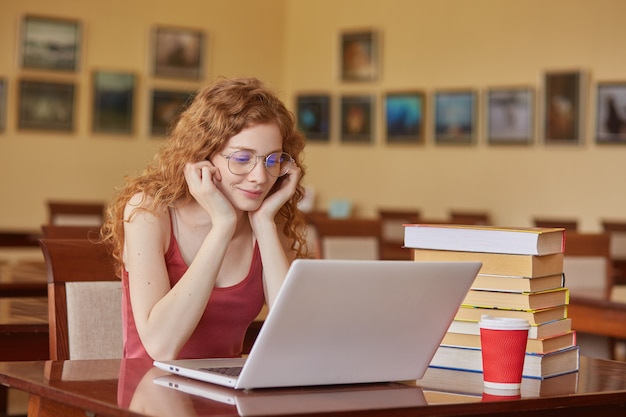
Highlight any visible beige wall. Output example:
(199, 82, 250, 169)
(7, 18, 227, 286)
(1, 0, 626, 233)
(0, 0, 286, 229)
(284, 0, 626, 231)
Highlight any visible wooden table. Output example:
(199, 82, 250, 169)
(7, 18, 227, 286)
(569, 294, 626, 339)
(1, 356, 626, 417)
(0, 297, 48, 415)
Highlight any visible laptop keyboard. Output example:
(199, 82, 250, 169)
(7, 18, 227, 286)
(200, 366, 243, 377)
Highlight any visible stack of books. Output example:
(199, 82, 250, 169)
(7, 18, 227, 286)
(404, 224, 580, 380)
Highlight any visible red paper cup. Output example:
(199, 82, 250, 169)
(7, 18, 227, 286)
(482, 387, 522, 402)
(479, 315, 529, 390)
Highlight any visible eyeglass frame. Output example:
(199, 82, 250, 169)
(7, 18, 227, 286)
(219, 150, 295, 177)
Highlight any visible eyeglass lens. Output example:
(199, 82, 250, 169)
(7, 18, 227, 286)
(228, 150, 293, 177)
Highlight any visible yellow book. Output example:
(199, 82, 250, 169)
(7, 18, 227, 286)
(471, 273, 564, 293)
(462, 287, 569, 310)
(448, 317, 573, 339)
(454, 305, 568, 326)
(412, 249, 564, 277)
(441, 330, 576, 354)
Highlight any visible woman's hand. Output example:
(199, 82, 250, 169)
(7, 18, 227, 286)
(184, 161, 237, 225)
(249, 164, 301, 227)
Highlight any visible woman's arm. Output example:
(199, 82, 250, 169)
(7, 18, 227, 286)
(249, 166, 301, 308)
(124, 162, 237, 360)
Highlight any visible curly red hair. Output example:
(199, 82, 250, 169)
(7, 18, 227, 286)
(100, 77, 309, 274)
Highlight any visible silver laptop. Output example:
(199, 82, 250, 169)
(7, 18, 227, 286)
(153, 259, 481, 390)
(153, 374, 427, 416)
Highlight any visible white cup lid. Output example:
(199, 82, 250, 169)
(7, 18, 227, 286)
(478, 314, 530, 330)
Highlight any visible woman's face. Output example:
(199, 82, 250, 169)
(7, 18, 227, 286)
(210, 122, 284, 212)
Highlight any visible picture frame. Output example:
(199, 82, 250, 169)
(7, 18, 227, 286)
(486, 87, 534, 145)
(18, 79, 75, 131)
(152, 26, 204, 80)
(340, 95, 374, 143)
(21, 15, 80, 71)
(543, 70, 584, 144)
(434, 90, 476, 144)
(296, 94, 331, 142)
(385, 91, 425, 144)
(340, 30, 379, 82)
(92, 71, 136, 134)
(0, 79, 6, 132)
(595, 81, 626, 144)
(150, 89, 196, 137)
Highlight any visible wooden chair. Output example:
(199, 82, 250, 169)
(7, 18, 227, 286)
(46, 200, 106, 227)
(533, 217, 578, 231)
(39, 238, 122, 360)
(378, 209, 420, 260)
(601, 220, 626, 286)
(563, 232, 613, 299)
(563, 232, 619, 360)
(308, 217, 381, 260)
(41, 224, 102, 239)
(449, 210, 491, 225)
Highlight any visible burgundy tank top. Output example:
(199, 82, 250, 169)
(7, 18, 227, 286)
(121, 226, 264, 359)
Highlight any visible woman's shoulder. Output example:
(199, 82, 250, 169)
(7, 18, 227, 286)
(124, 192, 169, 224)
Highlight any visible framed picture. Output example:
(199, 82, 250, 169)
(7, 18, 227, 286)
(596, 82, 626, 144)
(0, 79, 6, 132)
(340, 95, 374, 143)
(153, 26, 204, 80)
(543, 70, 584, 144)
(486, 87, 534, 144)
(150, 89, 196, 136)
(21, 15, 80, 71)
(340, 30, 379, 82)
(296, 94, 331, 142)
(385, 91, 425, 144)
(18, 80, 75, 131)
(434, 90, 476, 144)
(92, 71, 135, 134)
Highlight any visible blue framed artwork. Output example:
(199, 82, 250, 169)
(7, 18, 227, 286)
(296, 94, 330, 142)
(434, 90, 476, 144)
(92, 71, 136, 134)
(486, 87, 534, 145)
(340, 95, 374, 143)
(596, 81, 626, 144)
(385, 92, 425, 144)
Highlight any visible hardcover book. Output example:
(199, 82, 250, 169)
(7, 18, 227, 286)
(404, 224, 565, 255)
(461, 287, 570, 310)
(429, 345, 580, 379)
(454, 305, 569, 326)
(441, 330, 576, 354)
(448, 317, 573, 340)
(412, 249, 564, 277)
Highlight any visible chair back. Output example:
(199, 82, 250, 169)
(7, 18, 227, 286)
(39, 238, 122, 360)
(533, 217, 578, 231)
(378, 209, 420, 260)
(47, 200, 105, 227)
(449, 210, 491, 225)
(41, 225, 102, 239)
(309, 217, 381, 260)
(563, 232, 613, 299)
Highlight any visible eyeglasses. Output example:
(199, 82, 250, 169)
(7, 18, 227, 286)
(221, 150, 294, 177)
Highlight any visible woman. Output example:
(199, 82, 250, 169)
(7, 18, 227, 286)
(101, 77, 308, 360)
